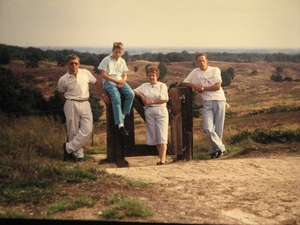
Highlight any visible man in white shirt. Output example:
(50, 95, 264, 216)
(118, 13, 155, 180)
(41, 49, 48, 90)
(183, 52, 227, 159)
(58, 54, 109, 162)
(98, 42, 134, 137)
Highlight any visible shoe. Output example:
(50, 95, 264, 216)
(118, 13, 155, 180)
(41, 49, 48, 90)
(210, 153, 216, 159)
(119, 126, 129, 137)
(157, 161, 165, 165)
(75, 158, 84, 163)
(63, 143, 72, 161)
(215, 150, 222, 158)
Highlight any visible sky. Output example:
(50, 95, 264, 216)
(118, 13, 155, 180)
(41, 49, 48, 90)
(0, 0, 300, 49)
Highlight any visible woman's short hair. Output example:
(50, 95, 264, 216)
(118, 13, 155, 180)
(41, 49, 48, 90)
(112, 42, 124, 50)
(146, 65, 159, 76)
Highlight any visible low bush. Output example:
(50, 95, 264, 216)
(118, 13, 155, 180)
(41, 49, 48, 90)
(231, 128, 300, 144)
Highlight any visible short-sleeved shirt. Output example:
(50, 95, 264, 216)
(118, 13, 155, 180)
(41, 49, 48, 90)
(58, 68, 96, 100)
(97, 54, 129, 85)
(183, 66, 226, 101)
(134, 82, 169, 107)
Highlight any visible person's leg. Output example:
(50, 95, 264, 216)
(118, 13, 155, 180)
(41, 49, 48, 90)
(213, 100, 226, 153)
(145, 107, 155, 145)
(64, 100, 80, 155)
(104, 82, 123, 125)
(119, 82, 134, 116)
(66, 101, 93, 159)
(155, 107, 168, 164)
(203, 101, 225, 155)
(156, 144, 167, 164)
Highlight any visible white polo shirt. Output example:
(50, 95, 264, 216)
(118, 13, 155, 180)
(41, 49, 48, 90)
(97, 54, 129, 85)
(58, 68, 96, 100)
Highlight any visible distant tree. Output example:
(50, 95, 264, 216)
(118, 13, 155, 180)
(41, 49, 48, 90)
(276, 66, 283, 73)
(158, 61, 167, 81)
(0, 49, 11, 64)
(270, 73, 283, 82)
(0, 67, 21, 115)
(221, 67, 235, 87)
(56, 53, 67, 67)
(155, 53, 165, 62)
(0, 67, 48, 116)
(26, 57, 39, 68)
(226, 67, 235, 79)
(283, 76, 293, 82)
(89, 94, 104, 123)
(123, 51, 130, 62)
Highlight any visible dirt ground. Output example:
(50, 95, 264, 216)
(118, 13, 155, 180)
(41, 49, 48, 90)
(94, 149, 300, 225)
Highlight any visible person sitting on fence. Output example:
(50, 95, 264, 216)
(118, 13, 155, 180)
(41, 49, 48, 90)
(98, 42, 134, 137)
(134, 65, 169, 165)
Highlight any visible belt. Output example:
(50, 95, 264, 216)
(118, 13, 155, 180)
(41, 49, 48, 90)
(68, 99, 88, 102)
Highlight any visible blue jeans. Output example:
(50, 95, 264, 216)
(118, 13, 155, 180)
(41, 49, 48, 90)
(202, 100, 226, 154)
(104, 81, 134, 125)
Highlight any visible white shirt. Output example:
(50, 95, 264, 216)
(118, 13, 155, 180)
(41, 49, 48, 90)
(97, 54, 129, 85)
(184, 66, 226, 101)
(58, 68, 96, 100)
(134, 82, 169, 107)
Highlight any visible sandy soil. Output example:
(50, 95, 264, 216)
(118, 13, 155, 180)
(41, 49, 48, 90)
(99, 152, 300, 225)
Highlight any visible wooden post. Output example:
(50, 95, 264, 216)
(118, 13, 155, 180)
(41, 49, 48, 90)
(168, 87, 193, 161)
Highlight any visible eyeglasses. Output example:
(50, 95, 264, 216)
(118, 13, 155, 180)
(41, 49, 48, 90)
(69, 62, 79, 65)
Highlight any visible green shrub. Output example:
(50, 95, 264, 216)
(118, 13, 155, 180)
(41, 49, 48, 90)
(231, 128, 300, 144)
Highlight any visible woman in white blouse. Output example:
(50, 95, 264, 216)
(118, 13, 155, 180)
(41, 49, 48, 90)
(134, 65, 169, 165)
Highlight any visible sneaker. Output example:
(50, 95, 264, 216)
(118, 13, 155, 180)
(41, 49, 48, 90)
(119, 126, 129, 137)
(63, 143, 72, 161)
(75, 158, 84, 163)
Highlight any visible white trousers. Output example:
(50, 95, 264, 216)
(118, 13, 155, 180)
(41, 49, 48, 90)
(64, 100, 93, 158)
(145, 106, 169, 145)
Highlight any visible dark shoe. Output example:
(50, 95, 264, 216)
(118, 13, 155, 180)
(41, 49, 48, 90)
(119, 126, 129, 137)
(63, 143, 72, 161)
(157, 161, 165, 165)
(75, 158, 84, 163)
(215, 150, 222, 158)
(210, 152, 216, 159)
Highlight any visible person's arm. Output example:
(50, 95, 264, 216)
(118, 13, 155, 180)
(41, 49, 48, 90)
(183, 81, 221, 93)
(100, 70, 124, 86)
(58, 92, 66, 102)
(94, 80, 111, 105)
(134, 90, 143, 98)
(144, 98, 167, 106)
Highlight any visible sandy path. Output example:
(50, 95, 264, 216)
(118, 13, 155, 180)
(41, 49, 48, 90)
(102, 155, 300, 224)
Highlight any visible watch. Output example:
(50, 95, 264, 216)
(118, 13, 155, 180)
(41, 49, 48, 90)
(201, 86, 204, 91)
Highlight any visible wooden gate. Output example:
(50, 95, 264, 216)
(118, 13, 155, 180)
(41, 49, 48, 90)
(105, 87, 193, 167)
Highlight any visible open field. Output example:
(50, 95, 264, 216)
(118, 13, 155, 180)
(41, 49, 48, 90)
(1, 59, 300, 224)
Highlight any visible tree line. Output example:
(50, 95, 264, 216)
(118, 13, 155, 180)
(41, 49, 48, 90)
(1, 44, 300, 69)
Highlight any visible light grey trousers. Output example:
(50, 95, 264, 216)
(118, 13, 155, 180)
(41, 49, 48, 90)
(64, 100, 93, 158)
(202, 100, 226, 154)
